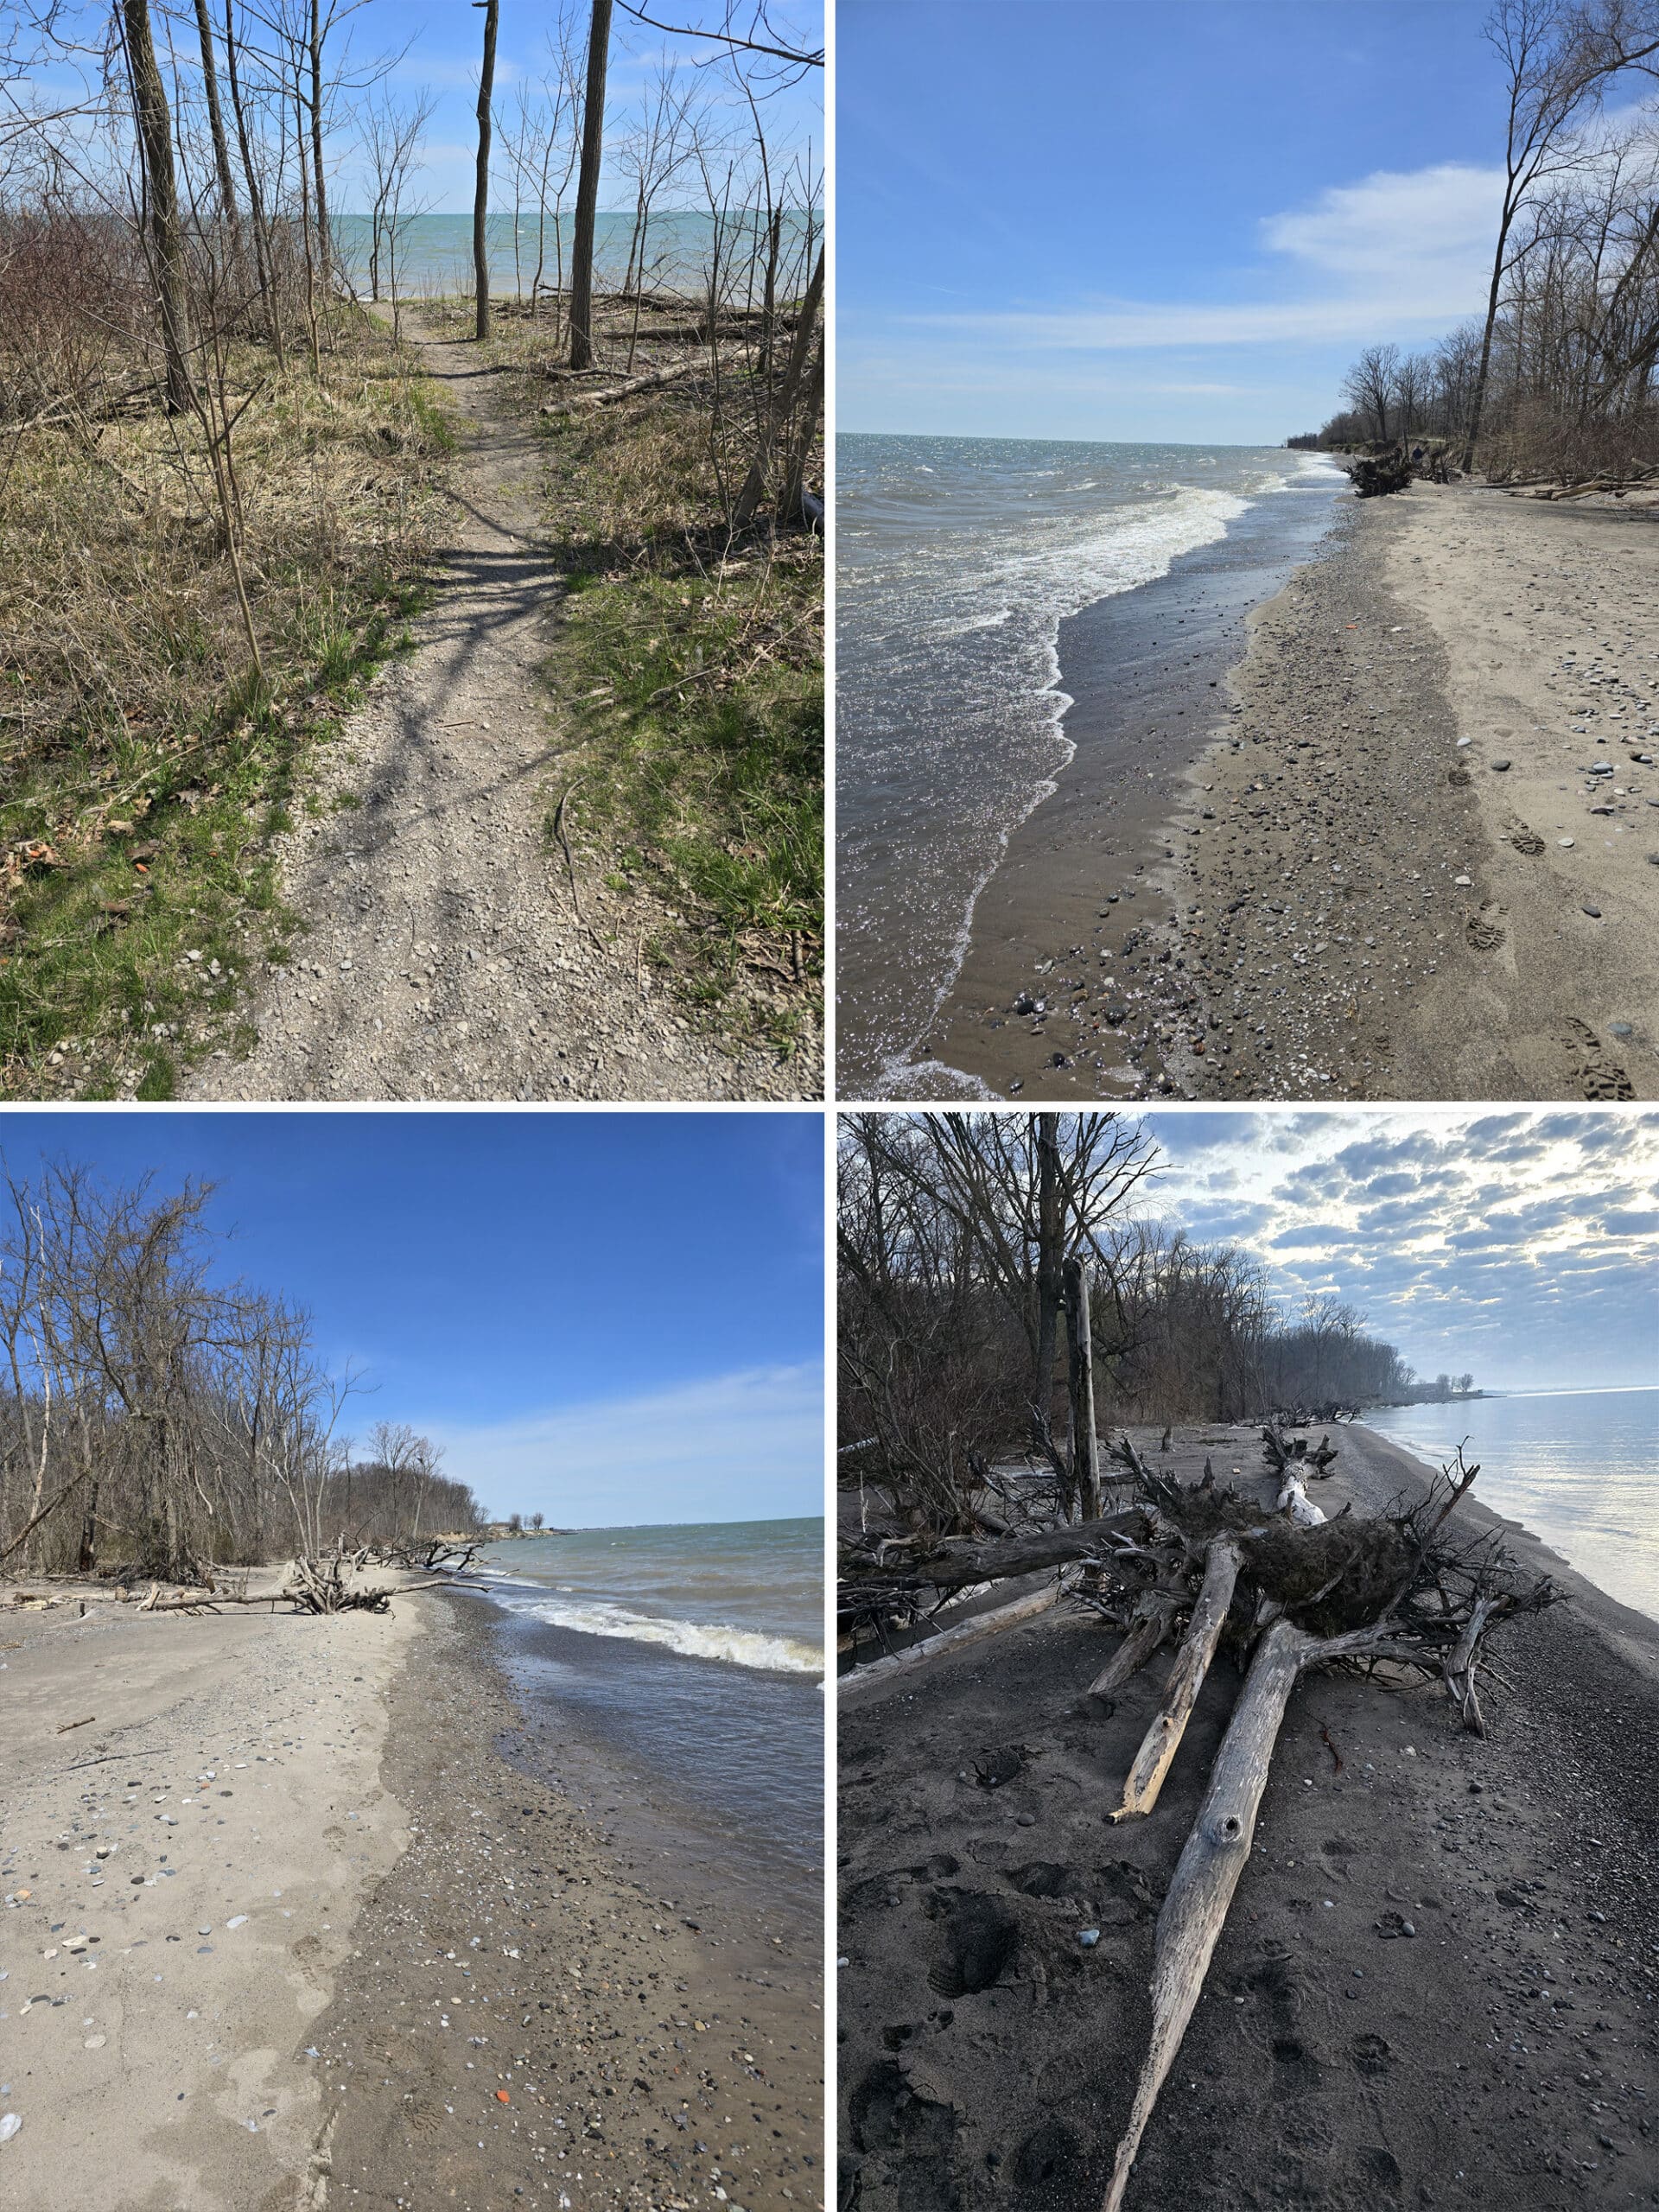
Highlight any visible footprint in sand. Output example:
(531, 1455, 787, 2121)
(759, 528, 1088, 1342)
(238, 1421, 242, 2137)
(1563, 1017, 1634, 1100)
(1506, 820, 1545, 855)
(1465, 904, 1506, 950)
(1350, 2031, 1393, 2077)
(924, 1889, 1020, 1999)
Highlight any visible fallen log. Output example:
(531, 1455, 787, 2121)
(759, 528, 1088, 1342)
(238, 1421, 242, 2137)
(1100, 1453, 1552, 2211)
(859, 1510, 1147, 1595)
(1109, 1536, 1243, 1821)
(538, 359, 696, 416)
(840, 1570, 1080, 1699)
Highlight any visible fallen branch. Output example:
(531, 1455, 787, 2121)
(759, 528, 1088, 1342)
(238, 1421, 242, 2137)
(1109, 1537, 1243, 1821)
(538, 359, 696, 416)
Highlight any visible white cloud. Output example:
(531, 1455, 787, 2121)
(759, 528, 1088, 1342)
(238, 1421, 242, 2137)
(420, 1363, 823, 1529)
(893, 157, 1510, 357)
(1262, 160, 1500, 296)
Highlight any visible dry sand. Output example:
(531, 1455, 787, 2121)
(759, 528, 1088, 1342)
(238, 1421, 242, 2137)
(1, 1583, 824, 2212)
(1165, 486, 1659, 1101)
(0, 1579, 421, 2209)
(837, 1422, 1659, 2212)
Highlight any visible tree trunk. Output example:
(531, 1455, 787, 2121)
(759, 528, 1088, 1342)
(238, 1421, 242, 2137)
(192, 0, 245, 271)
(122, 0, 193, 412)
(472, 0, 499, 340)
(308, 0, 331, 280)
(1105, 1618, 1313, 2212)
(1035, 1110, 1064, 1441)
(732, 247, 823, 527)
(778, 327, 824, 524)
(1464, 210, 1514, 472)
(568, 0, 613, 371)
(223, 0, 277, 358)
(1109, 1537, 1243, 1821)
(869, 1510, 1147, 1597)
(1065, 1254, 1100, 1521)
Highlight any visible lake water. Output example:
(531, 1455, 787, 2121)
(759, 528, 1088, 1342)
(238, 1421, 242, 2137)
(474, 1517, 823, 1890)
(1363, 1388, 1659, 1624)
(835, 432, 1347, 1095)
(332, 208, 817, 301)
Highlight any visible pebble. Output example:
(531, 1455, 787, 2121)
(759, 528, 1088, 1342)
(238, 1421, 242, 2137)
(1608, 1021, 1633, 1038)
(1557, 837, 1575, 849)
(1583, 905, 1602, 918)
(1077, 1929, 1100, 1948)
(1491, 760, 1511, 772)
(0, 2113, 19, 2142)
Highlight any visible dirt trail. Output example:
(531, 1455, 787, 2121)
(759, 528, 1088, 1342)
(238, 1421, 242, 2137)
(186, 313, 802, 1102)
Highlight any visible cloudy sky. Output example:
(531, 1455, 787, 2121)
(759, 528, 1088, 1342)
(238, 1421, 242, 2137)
(1138, 1110, 1659, 1394)
(839, 0, 1656, 442)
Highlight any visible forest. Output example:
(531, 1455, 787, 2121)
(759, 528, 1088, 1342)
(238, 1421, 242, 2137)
(0, 1161, 485, 1581)
(838, 1112, 1470, 1539)
(1295, 0, 1659, 481)
(0, 0, 823, 1096)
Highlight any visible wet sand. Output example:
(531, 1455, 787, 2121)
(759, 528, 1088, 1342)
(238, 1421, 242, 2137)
(911, 485, 1344, 1101)
(0, 1582, 823, 2212)
(315, 1591, 823, 2212)
(912, 480, 1659, 1103)
(837, 1421, 1659, 2212)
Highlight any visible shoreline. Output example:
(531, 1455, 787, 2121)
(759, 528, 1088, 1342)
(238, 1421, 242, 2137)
(839, 1420, 1659, 2210)
(1164, 483, 1659, 1099)
(873, 467, 1347, 1101)
(1, 1579, 823, 2210)
(882, 475, 1659, 1104)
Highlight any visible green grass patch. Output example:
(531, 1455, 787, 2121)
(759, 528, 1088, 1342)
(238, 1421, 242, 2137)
(0, 308, 447, 1096)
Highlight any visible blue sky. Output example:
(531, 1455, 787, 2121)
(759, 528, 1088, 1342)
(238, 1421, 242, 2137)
(21, 3, 821, 221)
(0, 1111, 824, 1528)
(838, 0, 1636, 442)
(1141, 1110, 1659, 1393)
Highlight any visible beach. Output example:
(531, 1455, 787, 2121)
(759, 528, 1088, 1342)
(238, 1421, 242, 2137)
(837, 1420, 1659, 2210)
(1, 1578, 823, 2211)
(885, 479, 1659, 1103)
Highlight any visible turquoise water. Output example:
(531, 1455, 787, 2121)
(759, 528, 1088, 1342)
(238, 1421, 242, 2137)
(1363, 1388, 1659, 1624)
(332, 208, 817, 300)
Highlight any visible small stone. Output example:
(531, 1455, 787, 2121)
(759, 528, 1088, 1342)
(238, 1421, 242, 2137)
(1557, 837, 1575, 848)
(1453, 874, 1471, 887)
(1583, 904, 1602, 918)
(1077, 1929, 1100, 1948)
(1491, 760, 1511, 772)
(1608, 1021, 1633, 1038)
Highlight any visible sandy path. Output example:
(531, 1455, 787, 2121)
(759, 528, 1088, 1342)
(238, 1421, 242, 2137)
(838, 1422, 1659, 2211)
(185, 315, 794, 1103)
(0, 1587, 422, 2209)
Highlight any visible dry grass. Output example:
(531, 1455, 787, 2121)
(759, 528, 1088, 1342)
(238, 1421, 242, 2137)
(0, 309, 449, 1096)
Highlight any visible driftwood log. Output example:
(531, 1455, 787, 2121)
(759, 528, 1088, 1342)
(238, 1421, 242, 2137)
(1090, 1446, 1553, 2211)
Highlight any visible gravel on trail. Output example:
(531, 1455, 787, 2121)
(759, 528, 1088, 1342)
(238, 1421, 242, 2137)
(184, 315, 815, 1103)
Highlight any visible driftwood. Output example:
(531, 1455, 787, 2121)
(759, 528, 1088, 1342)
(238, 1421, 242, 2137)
(1109, 1535, 1243, 1821)
(1095, 1450, 1554, 2211)
(839, 1571, 1079, 1699)
(849, 1510, 1147, 1598)
(538, 359, 696, 416)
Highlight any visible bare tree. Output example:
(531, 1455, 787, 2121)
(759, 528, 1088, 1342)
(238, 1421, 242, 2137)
(120, 0, 193, 410)
(568, 0, 613, 370)
(472, 0, 499, 340)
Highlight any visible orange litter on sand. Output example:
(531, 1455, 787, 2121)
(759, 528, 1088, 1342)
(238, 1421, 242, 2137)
(495, 2090, 511, 2104)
